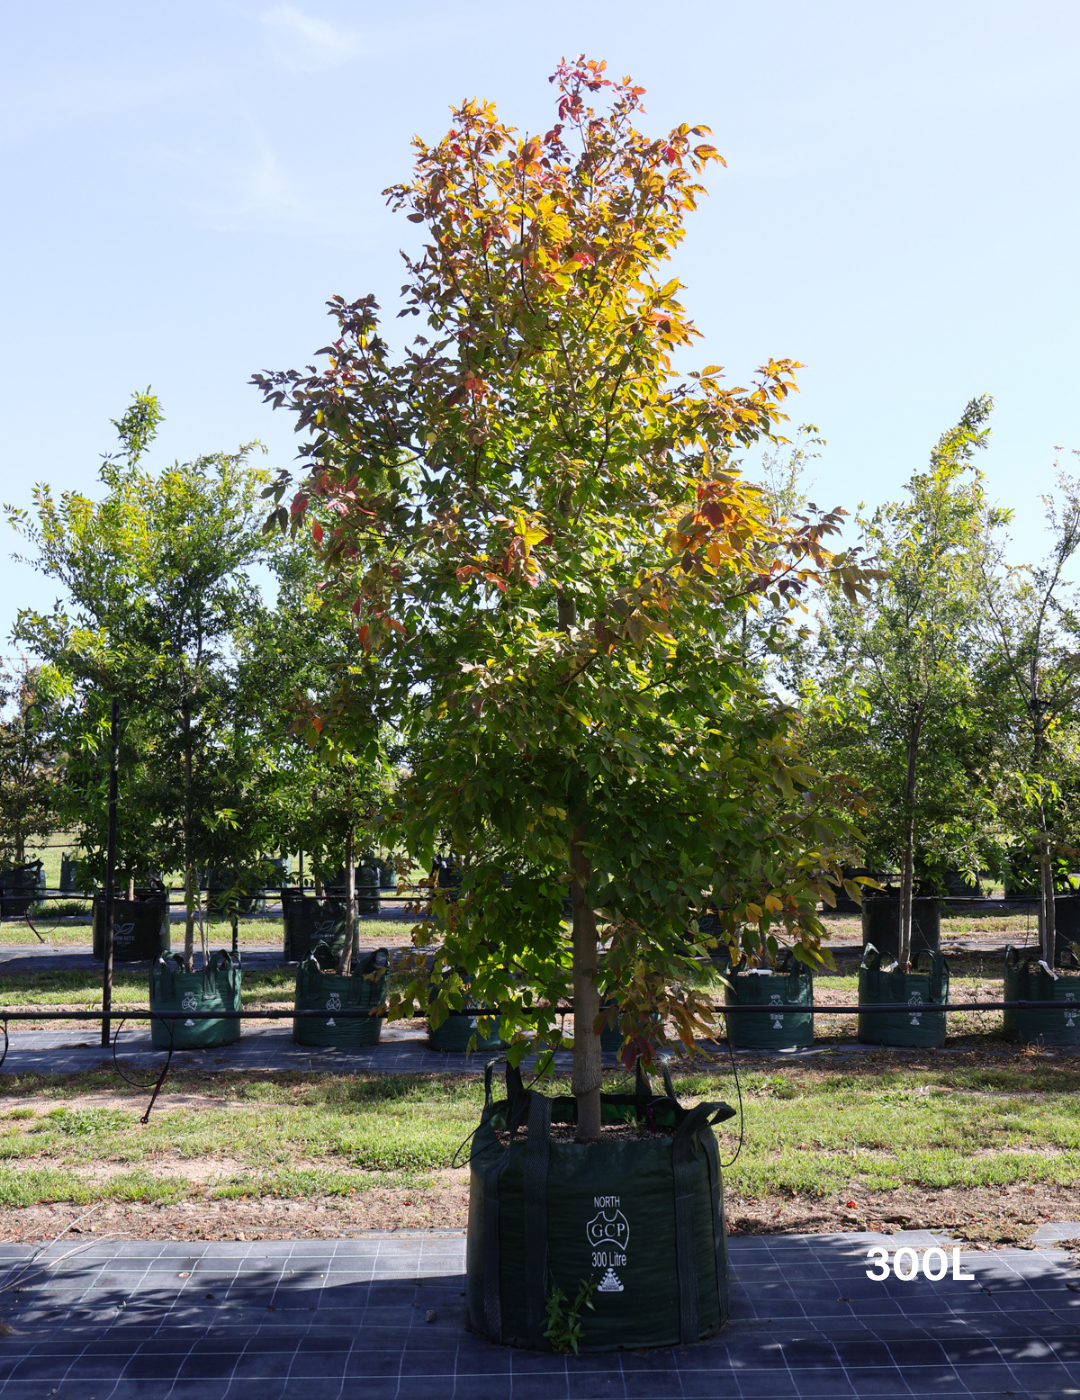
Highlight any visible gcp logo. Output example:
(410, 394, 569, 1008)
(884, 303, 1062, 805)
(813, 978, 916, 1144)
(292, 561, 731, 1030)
(587, 1209, 629, 1250)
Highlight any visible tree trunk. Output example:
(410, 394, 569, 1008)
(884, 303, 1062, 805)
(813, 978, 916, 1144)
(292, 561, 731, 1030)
(182, 698, 195, 970)
(1038, 814, 1056, 966)
(898, 709, 924, 970)
(559, 591, 601, 1140)
(100, 696, 120, 1048)
(1032, 716, 1056, 965)
(339, 820, 356, 976)
(570, 828, 602, 1143)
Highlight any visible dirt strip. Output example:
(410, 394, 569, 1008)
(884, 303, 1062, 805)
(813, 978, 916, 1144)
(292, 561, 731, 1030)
(0, 1180, 1076, 1251)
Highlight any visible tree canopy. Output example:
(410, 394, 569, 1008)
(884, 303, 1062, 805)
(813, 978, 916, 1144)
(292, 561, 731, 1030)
(256, 58, 870, 1138)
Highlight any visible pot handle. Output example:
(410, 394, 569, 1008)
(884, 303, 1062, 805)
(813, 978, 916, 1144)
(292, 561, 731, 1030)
(675, 1099, 737, 1139)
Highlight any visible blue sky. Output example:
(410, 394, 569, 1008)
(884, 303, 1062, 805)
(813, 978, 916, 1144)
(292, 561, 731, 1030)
(3, 0, 1079, 646)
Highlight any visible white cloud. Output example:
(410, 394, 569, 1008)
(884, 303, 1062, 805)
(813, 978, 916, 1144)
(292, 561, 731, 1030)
(259, 5, 358, 71)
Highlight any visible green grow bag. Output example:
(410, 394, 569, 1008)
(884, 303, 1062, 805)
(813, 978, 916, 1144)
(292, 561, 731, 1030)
(427, 964, 507, 1051)
(429, 1012, 506, 1052)
(858, 944, 949, 1048)
(150, 951, 242, 1051)
(861, 897, 941, 960)
(281, 892, 348, 962)
(467, 1061, 734, 1353)
(1003, 946, 1080, 1046)
(725, 957, 813, 1050)
(92, 895, 171, 961)
(293, 944, 388, 1048)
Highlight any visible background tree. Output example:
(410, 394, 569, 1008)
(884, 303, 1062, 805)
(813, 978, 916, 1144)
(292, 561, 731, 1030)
(256, 58, 869, 1140)
(239, 536, 399, 968)
(7, 393, 275, 966)
(0, 660, 61, 869)
(806, 398, 1000, 966)
(976, 464, 1080, 964)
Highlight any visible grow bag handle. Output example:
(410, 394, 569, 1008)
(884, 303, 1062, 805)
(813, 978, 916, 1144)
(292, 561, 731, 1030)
(309, 941, 337, 971)
(675, 1099, 737, 1139)
(1007, 942, 1080, 974)
(367, 947, 390, 975)
(637, 1056, 679, 1103)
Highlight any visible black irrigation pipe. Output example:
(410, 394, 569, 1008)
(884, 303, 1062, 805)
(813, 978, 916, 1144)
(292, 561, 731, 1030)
(0, 1000, 1075, 1022)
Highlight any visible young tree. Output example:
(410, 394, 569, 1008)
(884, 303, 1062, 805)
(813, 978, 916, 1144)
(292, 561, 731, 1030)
(238, 537, 397, 968)
(256, 59, 867, 1140)
(976, 464, 1080, 964)
(807, 398, 1001, 966)
(7, 393, 274, 966)
(0, 661, 61, 868)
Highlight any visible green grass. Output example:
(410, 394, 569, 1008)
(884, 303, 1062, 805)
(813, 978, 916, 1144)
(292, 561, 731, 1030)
(0, 912, 417, 948)
(0, 966, 299, 1011)
(818, 908, 1041, 940)
(0, 1060, 1077, 1207)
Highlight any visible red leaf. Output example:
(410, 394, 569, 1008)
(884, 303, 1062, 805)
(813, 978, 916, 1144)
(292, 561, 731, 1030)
(312, 521, 323, 544)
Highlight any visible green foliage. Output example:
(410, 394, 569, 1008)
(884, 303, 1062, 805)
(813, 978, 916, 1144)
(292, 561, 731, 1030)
(0, 662, 61, 865)
(973, 464, 1080, 959)
(240, 539, 399, 890)
(253, 59, 872, 1107)
(807, 398, 1001, 959)
(544, 1276, 597, 1354)
(6, 392, 291, 959)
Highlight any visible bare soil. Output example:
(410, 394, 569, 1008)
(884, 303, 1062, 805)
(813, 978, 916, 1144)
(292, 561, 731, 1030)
(0, 1180, 1076, 1251)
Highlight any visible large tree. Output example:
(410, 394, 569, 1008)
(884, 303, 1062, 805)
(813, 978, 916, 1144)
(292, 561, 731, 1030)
(256, 59, 867, 1140)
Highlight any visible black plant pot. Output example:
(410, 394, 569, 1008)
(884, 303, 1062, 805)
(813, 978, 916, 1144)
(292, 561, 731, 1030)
(92, 894, 171, 961)
(1052, 894, 1080, 964)
(281, 892, 349, 962)
(861, 897, 940, 960)
(0, 861, 45, 916)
